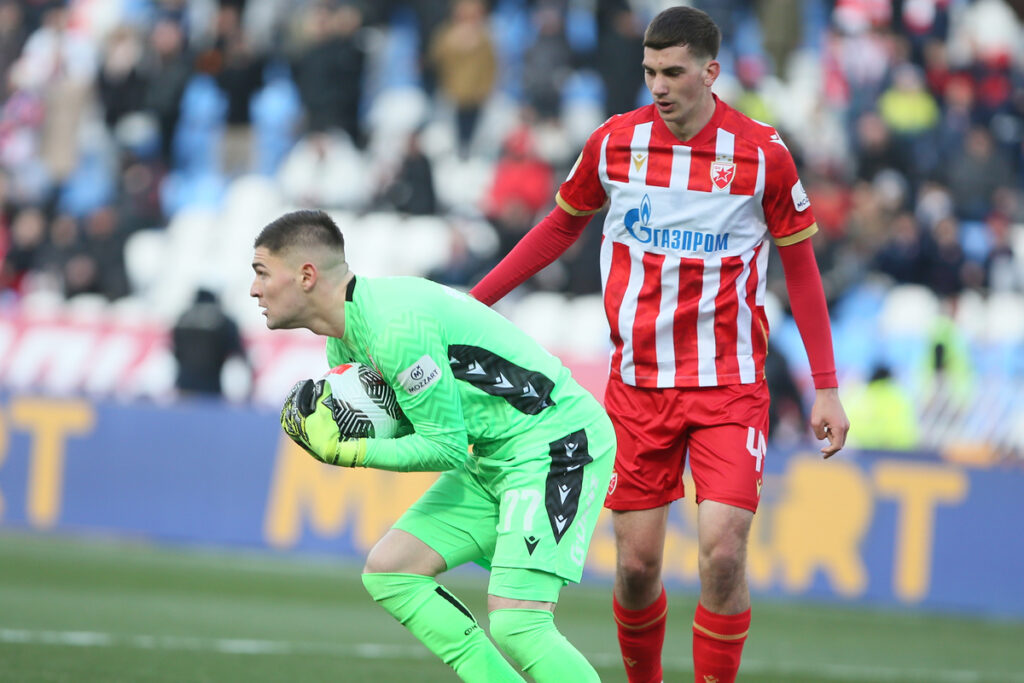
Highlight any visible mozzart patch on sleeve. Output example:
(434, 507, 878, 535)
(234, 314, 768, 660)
(791, 180, 810, 212)
(397, 354, 442, 395)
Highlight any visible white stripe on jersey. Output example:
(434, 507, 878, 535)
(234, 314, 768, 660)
(712, 130, 735, 193)
(654, 258, 678, 386)
(696, 258, 720, 387)
(617, 244, 647, 385)
(628, 122, 653, 185)
(735, 249, 756, 383)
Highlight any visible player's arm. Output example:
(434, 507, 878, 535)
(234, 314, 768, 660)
(359, 312, 470, 472)
(776, 234, 849, 457)
(763, 133, 849, 457)
(470, 202, 592, 305)
(472, 128, 607, 305)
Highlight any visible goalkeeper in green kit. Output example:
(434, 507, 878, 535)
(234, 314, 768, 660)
(250, 210, 615, 682)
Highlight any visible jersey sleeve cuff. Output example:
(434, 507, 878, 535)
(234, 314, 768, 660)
(773, 222, 818, 247)
(555, 192, 605, 217)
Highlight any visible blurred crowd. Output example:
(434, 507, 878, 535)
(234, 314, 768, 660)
(0, 0, 1022, 451)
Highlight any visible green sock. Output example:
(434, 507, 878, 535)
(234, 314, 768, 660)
(489, 608, 600, 682)
(361, 573, 523, 682)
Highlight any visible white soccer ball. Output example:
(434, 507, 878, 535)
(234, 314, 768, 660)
(322, 362, 411, 439)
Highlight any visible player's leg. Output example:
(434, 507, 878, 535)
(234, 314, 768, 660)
(487, 569, 599, 682)
(485, 418, 615, 681)
(686, 382, 769, 683)
(604, 378, 688, 683)
(363, 470, 524, 682)
(612, 507, 670, 683)
(691, 500, 753, 683)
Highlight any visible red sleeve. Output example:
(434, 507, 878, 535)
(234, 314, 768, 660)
(470, 206, 591, 305)
(776, 236, 838, 389)
(761, 132, 816, 242)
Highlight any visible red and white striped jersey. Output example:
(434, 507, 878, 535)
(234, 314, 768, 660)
(557, 96, 817, 388)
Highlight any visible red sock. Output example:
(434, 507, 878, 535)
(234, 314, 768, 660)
(613, 586, 667, 683)
(692, 602, 750, 683)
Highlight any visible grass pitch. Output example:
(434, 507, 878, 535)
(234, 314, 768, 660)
(1, 531, 1021, 682)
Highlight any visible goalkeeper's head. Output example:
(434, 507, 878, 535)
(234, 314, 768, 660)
(250, 209, 352, 335)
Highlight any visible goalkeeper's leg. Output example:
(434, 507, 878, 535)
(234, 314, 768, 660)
(362, 572, 523, 682)
(487, 567, 600, 682)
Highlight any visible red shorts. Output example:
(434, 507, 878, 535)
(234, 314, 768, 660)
(603, 378, 770, 513)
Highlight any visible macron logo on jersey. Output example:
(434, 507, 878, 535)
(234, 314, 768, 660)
(624, 193, 730, 253)
(398, 355, 441, 395)
(791, 180, 810, 212)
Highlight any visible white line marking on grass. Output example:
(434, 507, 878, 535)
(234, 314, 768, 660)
(1, 628, 1020, 683)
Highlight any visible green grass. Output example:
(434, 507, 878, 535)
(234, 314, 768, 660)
(1, 531, 1021, 682)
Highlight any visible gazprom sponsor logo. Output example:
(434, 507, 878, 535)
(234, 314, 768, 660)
(623, 194, 729, 253)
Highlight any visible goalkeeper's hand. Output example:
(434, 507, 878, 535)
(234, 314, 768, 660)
(281, 379, 368, 467)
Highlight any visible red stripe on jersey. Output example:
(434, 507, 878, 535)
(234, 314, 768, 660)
(646, 145, 673, 188)
(674, 257, 704, 383)
(714, 256, 745, 381)
(747, 243, 767, 378)
(632, 252, 666, 386)
(605, 241, 632, 378)
(687, 145, 715, 192)
(730, 136, 759, 196)
(606, 127, 634, 183)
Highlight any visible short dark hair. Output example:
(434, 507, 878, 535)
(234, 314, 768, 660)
(254, 209, 346, 254)
(643, 6, 720, 61)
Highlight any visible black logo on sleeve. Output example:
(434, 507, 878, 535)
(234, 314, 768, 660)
(447, 345, 556, 414)
(524, 536, 540, 555)
(545, 429, 592, 543)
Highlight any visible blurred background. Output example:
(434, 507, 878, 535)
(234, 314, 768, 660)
(0, 0, 1023, 681)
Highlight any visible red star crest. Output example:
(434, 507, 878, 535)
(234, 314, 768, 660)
(711, 160, 735, 190)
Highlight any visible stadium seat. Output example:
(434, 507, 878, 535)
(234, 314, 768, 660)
(394, 215, 453, 276)
(878, 284, 940, 336)
(124, 229, 170, 297)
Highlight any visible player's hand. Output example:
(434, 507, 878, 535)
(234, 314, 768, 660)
(810, 387, 849, 459)
(281, 379, 368, 467)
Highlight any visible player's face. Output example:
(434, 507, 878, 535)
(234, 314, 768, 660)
(250, 247, 308, 329)
(643, 44, 719, 138)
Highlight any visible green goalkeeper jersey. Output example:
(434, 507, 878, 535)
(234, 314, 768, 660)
(326, 276, 604, 472)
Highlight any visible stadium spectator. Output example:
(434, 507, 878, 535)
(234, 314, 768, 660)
(593, 0, 643, 118)
(204, 3, 267, 176)
(428, 0, 497, 158)
(844, 363, 920, 451)
(1, 204, 45, 295)
(471, 8, 849, 683)
(291, 1, 367, 147)
(140, 16, 192, 166)
(943, 126, 1016, 222)
(522, 4, 573, 124)
(873, 211, 927, 286)
(97, 25, 148, 133)
(374, 127, 437, 216)
(172, 287, 249, 397)
(0, 1, 27, 97)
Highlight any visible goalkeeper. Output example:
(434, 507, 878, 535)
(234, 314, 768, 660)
(251, 209, 615, 682)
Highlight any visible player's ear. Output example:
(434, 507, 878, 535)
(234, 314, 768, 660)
(298, 262, 318, 291)
(704, 59, 720, 87)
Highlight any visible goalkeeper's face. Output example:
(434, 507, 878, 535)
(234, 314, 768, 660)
(250, 247, 310, 330)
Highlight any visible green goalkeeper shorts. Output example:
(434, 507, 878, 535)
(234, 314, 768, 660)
(393, 413, 614, 596)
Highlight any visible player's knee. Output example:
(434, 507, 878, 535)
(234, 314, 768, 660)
(489, 608, 554, 663)
(616, 551, 663, 589)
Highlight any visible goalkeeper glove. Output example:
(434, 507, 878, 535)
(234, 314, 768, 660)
(281, 379, 368, 467)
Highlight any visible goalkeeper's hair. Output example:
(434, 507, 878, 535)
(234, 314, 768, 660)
(255, 210, 346, 256)
(643, 6, 720, 61)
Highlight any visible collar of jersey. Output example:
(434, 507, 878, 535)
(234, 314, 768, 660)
(652, 93, 726, 147)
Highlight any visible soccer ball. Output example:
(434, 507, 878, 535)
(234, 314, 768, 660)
(322, 363, 411, 439)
